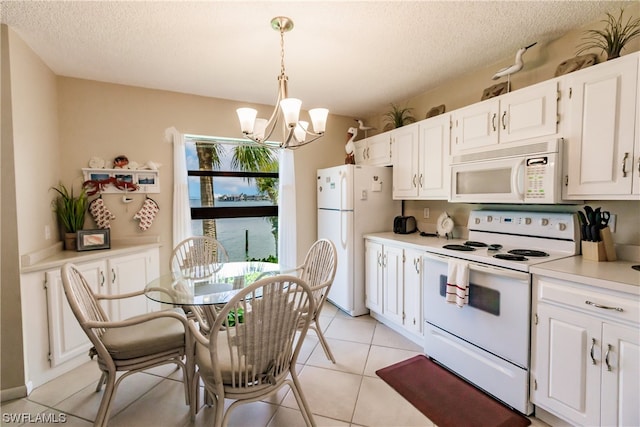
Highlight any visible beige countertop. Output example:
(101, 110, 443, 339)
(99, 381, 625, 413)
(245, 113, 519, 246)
(21, 238, 161, 274)
(530, 257, 640, 296)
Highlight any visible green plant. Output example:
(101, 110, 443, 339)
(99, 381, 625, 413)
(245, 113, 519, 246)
(51, 183, 88, 233)
(576, 8, 640, 60)
(383, 103, 416, 131)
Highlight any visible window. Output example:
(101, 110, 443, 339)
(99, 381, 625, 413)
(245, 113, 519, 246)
(185, 136, 279, 262)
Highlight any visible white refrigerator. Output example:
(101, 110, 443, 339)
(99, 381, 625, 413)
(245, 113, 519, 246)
(317, 164, 401, 316)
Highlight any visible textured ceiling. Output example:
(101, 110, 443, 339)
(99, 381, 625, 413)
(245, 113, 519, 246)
(1, 1, 634, 117)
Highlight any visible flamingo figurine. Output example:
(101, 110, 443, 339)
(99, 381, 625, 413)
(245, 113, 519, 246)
(492, 42, 537, 88)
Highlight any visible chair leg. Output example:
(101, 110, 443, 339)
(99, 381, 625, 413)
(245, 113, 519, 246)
(95, 371, 107, 392)
(313, 320, 336, 363)
(286, 375, 317, 427)
(94, 371, 117, 427)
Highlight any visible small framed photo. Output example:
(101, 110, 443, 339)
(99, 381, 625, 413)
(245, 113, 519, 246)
(77, 229, 111, 251)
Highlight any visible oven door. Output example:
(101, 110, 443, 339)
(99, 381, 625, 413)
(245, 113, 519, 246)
(423, 252, 531, 367)
(450, 156, 525, 203)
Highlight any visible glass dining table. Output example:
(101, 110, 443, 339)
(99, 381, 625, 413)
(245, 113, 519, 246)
(144, 261, 282, 307)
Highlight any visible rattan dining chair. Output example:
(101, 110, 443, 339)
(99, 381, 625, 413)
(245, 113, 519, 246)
(171, 236, 230, 334)
(60, 263, 194, 427)
(189, 275, 317, 427)
(289, 238, 338, 363)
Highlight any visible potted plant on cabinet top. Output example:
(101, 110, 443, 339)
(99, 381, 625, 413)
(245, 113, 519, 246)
(576, 8, 640, 60)
(51, 182, 88, 250)
(383, 103, 416, 131)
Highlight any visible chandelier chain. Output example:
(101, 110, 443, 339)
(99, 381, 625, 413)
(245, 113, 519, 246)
(280, 27, 286, 77)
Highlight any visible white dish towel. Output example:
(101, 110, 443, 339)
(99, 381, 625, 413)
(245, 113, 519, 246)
(446, 260, 469, 308)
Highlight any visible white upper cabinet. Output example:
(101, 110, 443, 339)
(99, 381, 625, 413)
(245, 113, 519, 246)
(417, 114, 451, 199)
(355, 132, 392, 166)
(451, 80, 559, 155)
(392, 115, 450, 200)
(391, 122, 420, 198)
(563, 53, 639, 199)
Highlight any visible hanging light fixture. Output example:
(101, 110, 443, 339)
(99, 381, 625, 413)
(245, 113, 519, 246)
(236, 16, 329, 149)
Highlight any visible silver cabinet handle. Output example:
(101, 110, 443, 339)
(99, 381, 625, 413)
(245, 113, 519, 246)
(100, 270, 105, 287)
(637, 156, 639, 177)
(412, 174, 417, 188)
(622, 152, 629, 177)
(585, 300, 623, 312)
(605, 344, 612, 371)
(419, 174, 424, 188)
(590, 338, 597, 365)
(501, 111, 507, 130)
(377, 253, 382, 267)
(413, 257, 420, 274)
(111, 268, 116, 283)
(491, 113, 497, 131)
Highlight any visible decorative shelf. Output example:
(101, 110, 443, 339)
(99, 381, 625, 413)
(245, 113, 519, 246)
(82, 168, 160, 194)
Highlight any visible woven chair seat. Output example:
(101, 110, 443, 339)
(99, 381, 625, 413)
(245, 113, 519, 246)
(101, 309, 186, 360)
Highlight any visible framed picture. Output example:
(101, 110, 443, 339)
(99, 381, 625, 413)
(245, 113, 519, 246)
(77, 229, 111, 251)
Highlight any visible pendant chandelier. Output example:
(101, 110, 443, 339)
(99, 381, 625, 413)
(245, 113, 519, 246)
(236, 16, 329, 149)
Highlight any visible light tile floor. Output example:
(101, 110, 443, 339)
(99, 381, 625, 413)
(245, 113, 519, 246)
(2, 303, 551, 426)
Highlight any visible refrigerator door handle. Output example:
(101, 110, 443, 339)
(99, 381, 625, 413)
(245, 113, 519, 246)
(339, 170, 347, 211)
(340, 210, 348, 248)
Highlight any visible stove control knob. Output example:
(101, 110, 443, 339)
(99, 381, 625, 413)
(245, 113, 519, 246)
(524, 217, 532, 225)
(557, 222, 567, 231)
(486, 215, 493, 223)
(540, 218, 549, 226)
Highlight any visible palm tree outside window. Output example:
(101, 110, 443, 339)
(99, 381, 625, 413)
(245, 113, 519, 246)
(185, 136, 279, 262)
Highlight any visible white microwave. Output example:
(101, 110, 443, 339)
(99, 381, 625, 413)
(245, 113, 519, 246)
(449, 139, 565, 204)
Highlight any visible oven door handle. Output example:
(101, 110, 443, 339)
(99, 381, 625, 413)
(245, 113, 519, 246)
(424, 253, 529, 281)
(469, 263, 529, 281)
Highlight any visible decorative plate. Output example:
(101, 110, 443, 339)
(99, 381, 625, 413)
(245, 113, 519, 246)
(88, 157, 106, 168)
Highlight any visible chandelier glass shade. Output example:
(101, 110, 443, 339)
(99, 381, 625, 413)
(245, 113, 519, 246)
(236, 16, 329, 148)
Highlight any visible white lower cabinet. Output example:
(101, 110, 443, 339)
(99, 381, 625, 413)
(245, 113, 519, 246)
(364, 239, 423, 342)
(45, 260, 107, 367)
(21, 245, 160, 388)
(531, 275, 640, 426)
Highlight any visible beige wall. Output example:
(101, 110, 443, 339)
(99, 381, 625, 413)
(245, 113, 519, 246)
(364, 5, 640, 247)
(2, 25, 60, 398)
(57, 77, 350, 272)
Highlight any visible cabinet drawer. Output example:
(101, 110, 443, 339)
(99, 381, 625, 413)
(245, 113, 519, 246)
(537, 277, 639, 325)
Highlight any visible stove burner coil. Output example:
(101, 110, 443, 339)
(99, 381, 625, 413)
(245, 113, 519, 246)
(443, 244, 476, 251)
(494, 253, 528, 261)
(488, 244, 503, 251)
(464, 241, 487, 248)
(508, 249, 549, 257)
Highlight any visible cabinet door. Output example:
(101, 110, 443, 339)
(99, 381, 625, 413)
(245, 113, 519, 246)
(499, 80, 558, 144)
(451, 98, 499, 155)
(418, 114, 450, 199)
(532, 303, 601, 426)
(366, 133, 392, 166)
(382, 245, 404, 324)
(564, 54, 638, 198)
(365, 240, 383, 313)
(391, 123, 420, 198)
(45, 260, 106, 367)
(354, 139, 367, 165)
(403, 249, 423, 335)
(601, 323, 640, 427)
(108, 250, 156, 321)
(634, 60, 640, 196)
